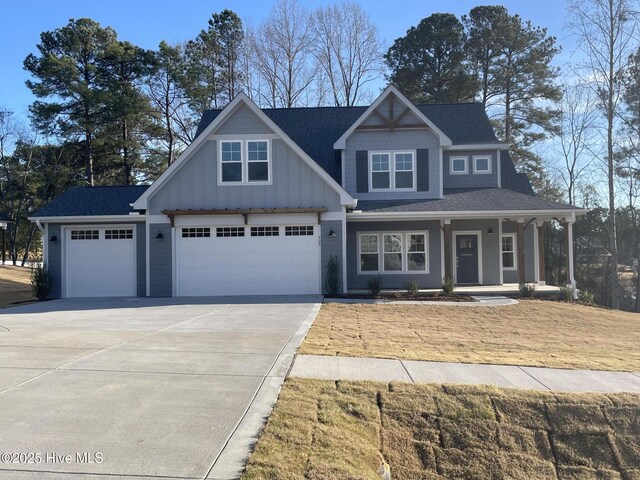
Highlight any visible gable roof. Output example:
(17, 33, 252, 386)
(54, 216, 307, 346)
(31, 186, 149, 218)
(355, 188, 583, 215)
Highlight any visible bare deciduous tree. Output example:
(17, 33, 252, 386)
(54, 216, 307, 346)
(313, 1, 384, 106)
(567, 0, 639, 309)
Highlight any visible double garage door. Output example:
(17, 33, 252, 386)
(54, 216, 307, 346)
(65, 226, 137, 297)
(175, 223, 320, 296)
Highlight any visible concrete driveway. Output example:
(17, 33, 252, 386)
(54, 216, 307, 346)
(0, 296, 320, 480)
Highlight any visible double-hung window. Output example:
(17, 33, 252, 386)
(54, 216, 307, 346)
(369, 151, 415, 191)
(501, 234, 516, 270)
(358, 232, 428, 273)
(219, 140, 270, 184)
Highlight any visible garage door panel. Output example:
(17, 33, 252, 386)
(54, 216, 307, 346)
(65, 228, 136, 298)
(176, 223, 320, 296)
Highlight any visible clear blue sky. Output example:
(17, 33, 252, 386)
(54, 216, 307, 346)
(1, 0, 574, 122)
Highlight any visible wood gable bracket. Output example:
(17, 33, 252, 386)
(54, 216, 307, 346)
(161, 207, 328, 226)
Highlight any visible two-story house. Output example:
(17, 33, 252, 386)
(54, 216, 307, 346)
(31, 86, 584, 298)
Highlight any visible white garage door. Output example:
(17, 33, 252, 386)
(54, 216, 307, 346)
(176, 223, 320, 296)
(65, 227, 136, 297)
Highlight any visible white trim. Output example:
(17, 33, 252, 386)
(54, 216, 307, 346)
(341, 209, 348, 293)
(28, 215, 145, 223)
(498, 218, 503, 284)
(133, 92, 356, 210)
(368, 150, 417, 192)
(533, 223, 540, 284)
(341, 150, 346, 189)
(440, 220, 445, 279)
(439, 147, 444, 198)
(445, 143, 510, 151)
(567, 219, 577, 297)
(357, 230, 429, 275)
(501, 233, 517, 271)
(449, 155, 468, 175)
(172, 226, 177, 297)
(145, 221, 150, 296)
(217, 138, 272, 186)
(147, 215, 171, 224)
(347, 209, 587, 221)
(453, 230, 483, 285)
(472, 155, 492, 174)
(333, 85, 452, 150)
(321, 211, 344, 221)
(43, 223, 49, 269)
(496, 150, 502, 188)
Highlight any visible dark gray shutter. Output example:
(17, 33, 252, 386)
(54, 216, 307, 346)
(416, 148, 429, 191)
(356, 150, 368, 193)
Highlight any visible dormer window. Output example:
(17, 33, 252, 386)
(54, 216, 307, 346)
(473, 155, 492, 174)
(219, 140, 271, 185)
(450, 156, 468, 175)
(369, 151, 415, 191)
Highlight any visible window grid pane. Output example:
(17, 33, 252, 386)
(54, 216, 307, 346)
(105, 229, 133, 240)
(371, 154, 390, 171)
(71, 230, 99, 240)
(221, 142, 242, 162)
(182, 227, 211, 238)
(216, 227, 244, 237)
(247, 141, 268, 161)
(475, 157, 490, 171)
(285, 226, 314, 236)
(395, 153, 413, 171)
(251, 226, 279, 237)
(452, 158, 467, 172)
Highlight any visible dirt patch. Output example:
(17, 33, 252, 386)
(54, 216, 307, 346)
(299, 300, 640, 371)
(326, 292, 476, 302)
(242, 379, 640, 479)
(0, 265, 34, 308)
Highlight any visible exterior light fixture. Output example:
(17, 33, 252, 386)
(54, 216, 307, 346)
(487, 228, 495, 235)
(328, 229, 336, 238)
(49, 234, 57, 242)
(155, 231, 164, 240)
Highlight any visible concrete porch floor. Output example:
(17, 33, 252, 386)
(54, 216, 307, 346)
(349, 283, 561, 297)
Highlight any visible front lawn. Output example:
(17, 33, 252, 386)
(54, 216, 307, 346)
(299, 301, 640, 371)
(0, 265, 34, 308)
(243, 379, 640, 480)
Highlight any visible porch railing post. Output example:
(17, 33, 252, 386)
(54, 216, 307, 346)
(517, 219, 526, 285)
(443, 220, 452, 280)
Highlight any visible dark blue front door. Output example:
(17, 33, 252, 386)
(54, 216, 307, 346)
(456, 234, 479, 284)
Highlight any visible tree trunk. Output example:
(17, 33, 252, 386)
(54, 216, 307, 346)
(85, 129, 94, 186)
(20, 225, 37, 267)
(607, 0, 619, 309)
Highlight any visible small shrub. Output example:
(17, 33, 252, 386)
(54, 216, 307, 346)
(30, 264, 51, 300)
(324, 255, 341, 295)
(558, 285, 575, 302)
(403, 280, 420, 295)
(578, 289, 595, 305)
(367, 276, 382, 296)
(442, 276, 456, 295)
(519, 283, 536, 298)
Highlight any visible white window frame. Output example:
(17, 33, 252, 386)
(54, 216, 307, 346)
(449, 155, 468, 175)
(473, 155, 492, 174)
(368, 150, 416, 192)
(357, 231, 429, 274)
(501, 233, 517, 271)
(218, 139, 271, 186)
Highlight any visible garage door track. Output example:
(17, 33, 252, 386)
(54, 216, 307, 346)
(0, 296, 320, 479)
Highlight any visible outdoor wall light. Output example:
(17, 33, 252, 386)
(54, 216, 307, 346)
(487, 227, 495, 235)
(328, 229, 336, 238)
(155, 231, 164, 240)
(49, 234, 57, 242)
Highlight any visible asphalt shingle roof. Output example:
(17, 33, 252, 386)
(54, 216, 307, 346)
(31, 186, 149, 217)
(356, 188, 579, 213)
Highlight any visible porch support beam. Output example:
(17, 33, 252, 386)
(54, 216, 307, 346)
(443, 220, 453, 280)
(565, 216, 577, 298)
(538, 222, 546, 285)
(517, 219, 526, 285)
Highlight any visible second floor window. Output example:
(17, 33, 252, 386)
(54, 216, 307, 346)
(220, 140, 270, 184)
(369, 151, 415, 191)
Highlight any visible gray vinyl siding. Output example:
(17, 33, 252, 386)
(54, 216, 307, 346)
(149, 223, 172, 297)
(346, 220, 442, 290)
(451, 219, 500, 285)
(45, 221, 146, 298)
(502, 223, 536, 283)
(320, 220, 343, 294)
(148, 138, 341, 214)
(344, 130, 441, 201)
(47, 223, 62, 298)
(215, 104, 274, 135)
(443, 150, 499, 189)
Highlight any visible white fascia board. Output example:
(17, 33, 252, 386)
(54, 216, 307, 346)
(133, 92, 356, 209)
(333, 85, 453, 150)
(346, 209, 587, 221)
(445, 143, 510, 151)
(28, 215, 146, 223)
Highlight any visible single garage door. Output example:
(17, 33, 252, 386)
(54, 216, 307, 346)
(176, 223, 320, 296)
(65, 227, 136, 297)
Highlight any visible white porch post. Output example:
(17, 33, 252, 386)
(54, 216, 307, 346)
(498, 218, 503, 285)
(533, 222, 539, 284)
(567, 215, 577, 299)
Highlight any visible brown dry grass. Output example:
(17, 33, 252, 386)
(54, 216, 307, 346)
(0, 265, 34, 308)
(242, 379, 640, 480)
(299, 301, 640, 371)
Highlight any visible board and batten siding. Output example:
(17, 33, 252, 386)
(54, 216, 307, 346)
(214, 103, 275, 135)
(45, 221, 146, 298)
(443, 150, 499, 190)
(346, 220, 442, 290)
(148, 223, 172, 297)
(148, 139, 341, 214)
(502, 222, 536, 284)
(344, 129, 441, 201)
(450, 219, 500, 285)
(320, 220, 343, 293)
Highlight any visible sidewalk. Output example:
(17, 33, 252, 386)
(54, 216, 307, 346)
(289, 354, 640, 393)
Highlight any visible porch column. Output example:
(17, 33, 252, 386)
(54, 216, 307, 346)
(517, 219, 526, 284)
(565, 216, 577, 297)
(443, 219, 453, 280)
(537, 222, 546, 285)
(1, 228, 5, 265)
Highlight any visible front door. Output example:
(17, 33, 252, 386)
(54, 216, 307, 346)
(456, 234, 479, 284)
